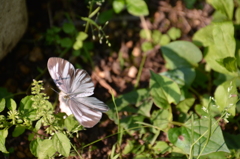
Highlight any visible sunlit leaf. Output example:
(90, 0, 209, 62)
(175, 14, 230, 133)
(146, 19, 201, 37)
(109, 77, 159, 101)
(168, 118, 230, 156)
(113, 0, 125, 13)
(0, 99, 5, 113)
(161, 41, 202, 69)
(126, 0, 149, 16)
(53, 132, 71, 157)
(12, 126, 25, 137)
(6, 98, 16, 111)
(123, 140, 134, 154)
(161, 68, 196, 87)
(0, 129, 8, 153)
(207, 0, 233, 19)
(214, 79, 237, 116)
(150, 71, 181, 108)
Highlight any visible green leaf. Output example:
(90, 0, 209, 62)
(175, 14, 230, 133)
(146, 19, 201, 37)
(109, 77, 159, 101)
(73, 40, 83, 50)
(212, 10, 229, 22)
(160, 68, 196, 87)
(126, 0, 149, 16)
(120, 115, 145, 135)
(151, 109, 171, 130)
(194, 22, 236, 76)
(161, 41, 202, 69)
(12, 126, 25, 137)
(0, 98, 5, 113)
(199, 151, 229, 159)
(62, 23, 75, 34)
(152, 30, 162, 44)
(19, 96, 38, 121)
(216, 57, 237, 72)
(107, 88, 150, 123)
(64, 115, 80, 132)
(168, 118, 230, 156)
(235, 7, 240, 24)
(30, 138, 38, 157)
(167, 27, 181, 40)
(59, 38, 73, 48)
(140, 29, 150, 39)
(52, 132, 71, 157)
(113, 0, 125, 13)
(152, 141, 169, 154)
(76, 32, 88, 41)
(159, 34, 170, 46)
(123, 140, 134, 154)
(6, 98, 16, 111)
(35, 118, 42, 131)
(214, 79, 237, 116)
(207, 0, 233, 19)
(150, 71, 181, 108)
(0, 129, 8, 153)
(193, 24, 215, 47)
(136, 99, 152, 117)
(141, 41, 153, 52)
(176, 98, 195, 114)
(37, 139, 56, 158)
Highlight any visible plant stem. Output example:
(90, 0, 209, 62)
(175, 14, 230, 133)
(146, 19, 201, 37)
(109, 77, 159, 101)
(85, 0, 94, 33)
(134, 16, 151, 89)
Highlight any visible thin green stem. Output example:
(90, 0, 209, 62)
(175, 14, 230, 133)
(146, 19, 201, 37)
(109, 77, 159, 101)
(134, 50, 147, 89)
(111, 90, 123, 158)
(85, 0, 94, 33)
(134, 16, 151, 89)
(71, 142, 83, 159)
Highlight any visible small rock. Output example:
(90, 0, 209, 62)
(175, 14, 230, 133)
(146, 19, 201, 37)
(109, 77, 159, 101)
(128, 66, 138, 78)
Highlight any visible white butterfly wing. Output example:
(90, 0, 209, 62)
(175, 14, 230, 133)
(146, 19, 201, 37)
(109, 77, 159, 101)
(69, 98, 103, 128)
(48, 57, 94, 97)
(71, 69, 94, 97)
(48, 57, 109, 128)
(47, 57, 74, 93)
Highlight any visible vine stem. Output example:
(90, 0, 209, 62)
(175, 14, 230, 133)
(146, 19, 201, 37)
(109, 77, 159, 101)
(85, 0, 94, 33)
(134, 16, 151, 89)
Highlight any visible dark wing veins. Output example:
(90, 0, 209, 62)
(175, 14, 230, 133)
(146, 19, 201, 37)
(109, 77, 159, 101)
(54, 76, 70, 86)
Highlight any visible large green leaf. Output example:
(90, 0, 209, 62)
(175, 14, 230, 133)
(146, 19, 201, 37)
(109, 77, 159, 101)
(107, 88, 150, 123)
(113, 0, 125, 13)
(150, 109, 171, 130)
(52, 132, 71, 157)
(0, 98, 5, 113)
(120, 115, 145, 135)
(30, 138, 56, 158)
(6, 98, 16, 111)
(161, 41, 202, 69)
(150, 71, 181, 108)
(193, 22, 237, 76)
(0, 129, 8, 153)
(168, 118, 230, 156)
(12, 126, 25, 137)
(207, 0, 233, 19)
(37, 139, 56, 159)
(19, 96, 37, 121)
(193, 24, 215, 47)
(161, 67, 196, 87)
(177, 98, 195, 114)
(214, 79, 237, 116)
(126, 0, 149, 16)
